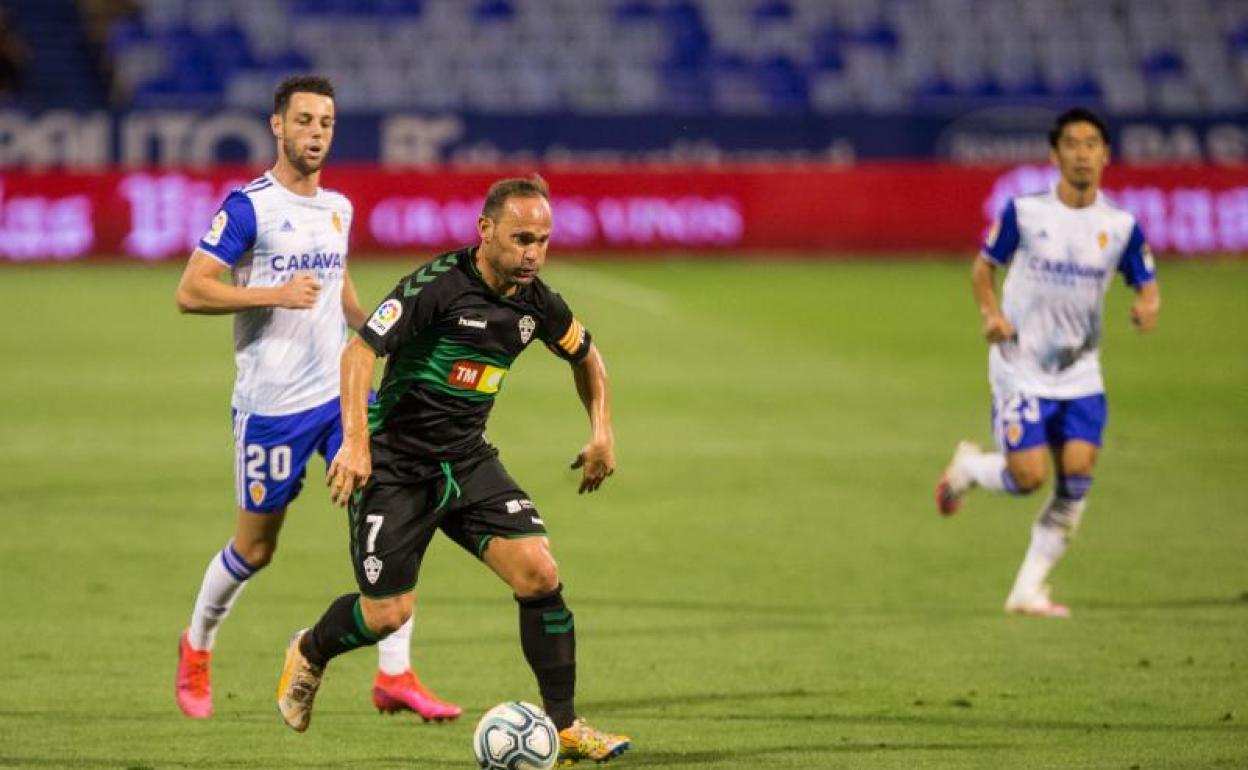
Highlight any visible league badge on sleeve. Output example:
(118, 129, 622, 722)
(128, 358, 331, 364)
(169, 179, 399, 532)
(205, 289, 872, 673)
(204, 210, 228, 246)
(367, 299, 403, 336)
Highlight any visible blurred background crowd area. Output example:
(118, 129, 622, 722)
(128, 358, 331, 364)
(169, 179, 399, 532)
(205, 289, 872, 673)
(1, 0, 1246, 115)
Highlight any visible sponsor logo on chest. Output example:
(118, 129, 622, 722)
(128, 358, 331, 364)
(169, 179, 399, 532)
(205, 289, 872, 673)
(269, 252, 344, 271)
(448, 360, 508, 394)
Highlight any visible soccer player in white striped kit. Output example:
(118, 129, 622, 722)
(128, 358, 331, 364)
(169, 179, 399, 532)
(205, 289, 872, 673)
(937, 108, 1162, 617)
(173, 75, 459, 720)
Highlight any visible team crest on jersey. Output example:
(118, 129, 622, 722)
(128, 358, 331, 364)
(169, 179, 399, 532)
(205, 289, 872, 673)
(204, 210, 228, 246)
(1097, 230, 1108, 250)
(518, 315, 535, 343)
(331, 211, 343, 234)
(367, 299, 403, 336)
(363, 555, 383, 584)
(248, 480, 266, 506)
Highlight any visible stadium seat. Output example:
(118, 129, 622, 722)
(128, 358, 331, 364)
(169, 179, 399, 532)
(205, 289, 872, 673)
(97, 0, 1248, 115)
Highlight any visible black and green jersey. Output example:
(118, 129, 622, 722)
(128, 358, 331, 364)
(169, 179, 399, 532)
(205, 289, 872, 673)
(357, 247, 591, 469)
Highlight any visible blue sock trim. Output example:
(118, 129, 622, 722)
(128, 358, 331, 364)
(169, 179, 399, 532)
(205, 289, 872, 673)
(1001, 468, 1023, 495)
(220, 540, 256, 581)
(1057, 474, 1093, 501)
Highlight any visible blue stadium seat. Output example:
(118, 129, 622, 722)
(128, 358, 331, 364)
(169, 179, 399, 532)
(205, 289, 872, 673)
(97, 0, 1248, 115)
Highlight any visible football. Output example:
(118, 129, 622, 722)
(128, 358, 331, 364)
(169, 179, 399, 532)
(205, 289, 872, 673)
(472, 701, 559, 770)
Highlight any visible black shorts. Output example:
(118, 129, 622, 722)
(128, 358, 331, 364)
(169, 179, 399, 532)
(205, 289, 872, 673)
(348, 453, 547, 598)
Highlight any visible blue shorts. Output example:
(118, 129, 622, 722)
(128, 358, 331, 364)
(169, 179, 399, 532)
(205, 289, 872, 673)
(231, 398, 343, 513)
(992, 393, 1107, 453)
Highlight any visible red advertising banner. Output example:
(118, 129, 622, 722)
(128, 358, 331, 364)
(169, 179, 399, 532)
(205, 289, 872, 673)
(1, 164, 1245, 262)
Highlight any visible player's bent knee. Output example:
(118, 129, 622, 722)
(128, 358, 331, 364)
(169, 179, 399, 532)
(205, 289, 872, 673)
(511, 560, 560, 597)
(1006, 463, 1047, 493)
(360, 596, 411, 637)
(232, 540, 277, 570)
(531, 564, 561, 596)
(372, 614, 408, 637)
(1013, 474, 1046, 494)
(486, 537, 560, 596)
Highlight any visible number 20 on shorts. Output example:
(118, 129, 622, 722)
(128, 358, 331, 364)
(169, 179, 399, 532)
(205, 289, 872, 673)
(244, 444, 292, 481)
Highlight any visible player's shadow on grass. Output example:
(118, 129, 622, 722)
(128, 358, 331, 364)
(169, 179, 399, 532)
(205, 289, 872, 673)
(707, 712, 1248, 734)
(1078, 594, 1248, 611)
(438, 594, 827, 616)
(352, 742, 1019, 769)
(383, 619, 830, 650)
(581, 691, 1248, 735)
(583, 687, 828, 712)
(610, 741, 1017, 766)
(0, 760, 415, 769)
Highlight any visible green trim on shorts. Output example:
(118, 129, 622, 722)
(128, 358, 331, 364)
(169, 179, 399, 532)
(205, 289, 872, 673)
(436, 461, 462, 511)
(476, 532, 548, 559)
(476, 535, 494, 558)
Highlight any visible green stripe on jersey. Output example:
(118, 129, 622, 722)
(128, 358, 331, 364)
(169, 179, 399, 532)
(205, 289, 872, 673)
(370, 338, 515, 432)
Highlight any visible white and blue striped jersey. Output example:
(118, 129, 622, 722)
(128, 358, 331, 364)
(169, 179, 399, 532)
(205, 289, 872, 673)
(197, 171, 353, 416)
(982, 187, 1157, 400)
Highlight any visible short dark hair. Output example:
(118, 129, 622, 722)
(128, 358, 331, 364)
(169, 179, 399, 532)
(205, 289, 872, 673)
(481, 175, 551, 221)
(273, 74, 335, 116)
(1049, 107, 1109, 148)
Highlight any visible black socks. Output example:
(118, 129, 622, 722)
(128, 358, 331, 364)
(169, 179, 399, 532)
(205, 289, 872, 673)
(300, 593, 380, 667)
(517, 584, 577, 730)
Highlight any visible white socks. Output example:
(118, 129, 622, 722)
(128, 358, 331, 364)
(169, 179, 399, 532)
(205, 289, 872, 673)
(960, 450, 1019, 493)
(1009, 496, 1086, 599)
(377, 616, 413, 675)
(188, 540, 415, 675)
(187, 541, 254, 651)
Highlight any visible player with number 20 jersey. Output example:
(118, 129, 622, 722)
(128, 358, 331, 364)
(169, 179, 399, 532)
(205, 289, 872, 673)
(171, 74, 459, 723)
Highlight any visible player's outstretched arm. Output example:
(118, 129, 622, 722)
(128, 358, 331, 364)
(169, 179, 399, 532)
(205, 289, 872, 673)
(569, 343, 615, 494)
(327, 336, 377, 506)
(175, 250, 320, 314)
(971, 254, 1015, 343)
(1130, 279, 1161, 332)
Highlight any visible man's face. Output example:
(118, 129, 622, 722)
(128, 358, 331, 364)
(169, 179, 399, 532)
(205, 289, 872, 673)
(272, 92, 335, 175)
(478, 195, 553, 289)
(1051, 121, 1108, 191)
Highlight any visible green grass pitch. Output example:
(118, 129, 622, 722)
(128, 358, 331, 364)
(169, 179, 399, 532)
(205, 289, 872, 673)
(0, 257, 1245, 769)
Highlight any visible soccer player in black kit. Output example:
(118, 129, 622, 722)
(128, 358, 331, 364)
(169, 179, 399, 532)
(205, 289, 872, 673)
(276, 175, 630, 764)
